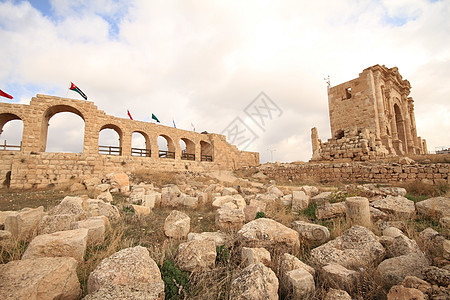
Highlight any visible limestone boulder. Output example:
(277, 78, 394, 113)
(370, 196, 415, 218)
(222, 187, 238, 195)
(422, 266, 450, 286)
(180, 194, 199, 209)
(83, 282, 164, 300)
(229, 263, 279, 300)
(164, 210, 190, 239)
(131, 204, 151, 216)
(97, 191, 113, 203)
(0, 257, 80, 300)
(187, 231, 229, 247)
(0, 210, 17, 229)
(281, 194, 292, 206)
(377, 252, 430, 288)
(212, 195, 234, 209)
(399, 276, 431, 294)
(383, 226, 404, 238)
(291, 220, 330, 247)
(378, 187, 407, 197)
(22, 228, 89, 263)
(37, 213, 77, 235)
(316, 202, 347, 220)
(87, 246, 164, 295)
(243, 205, 258, 222)
(387, 285, 425, 300)
(5, 206, 44, 239)
(322, 263, 358, 292)
(237, 218, 300, 252)
(299, 185, 319, 197)
(398, 157, 415, 165)
(370, 207, 389, 222)
(387, 234, 422, 258)
(325, 288, 352, 300)
(73, 217, 105, 245)
(48, 196, 86, 219)
(0, 229, 12, 246)
(310, 225, 385, 269)
(176, 239, 216, 272)
(416, 196, 450, 219)
(83, 177, 102, 190)
(311, 191, 333, 205)
(83, 199, 120, 223)
(161, 186, 181, 207)
(241, 247, 271, 267)
(215, 208, 245, 231)
(104, 172, 130, 192)
(255, 193, 278, 203)
(267, 185, 284, 197)
(280, 253, 315, 277)
(292, 191, 310, 211)
(285, 267, 315, 299)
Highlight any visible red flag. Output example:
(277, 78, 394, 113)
(127, 110, 133, 120)
(0, 89, 13, 99)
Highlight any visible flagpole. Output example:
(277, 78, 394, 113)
(65, 82, 69, 98)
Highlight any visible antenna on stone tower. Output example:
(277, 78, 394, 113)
(324, 75, 331, 88)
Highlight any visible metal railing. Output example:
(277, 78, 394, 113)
(181, 153, 195, 161)
(159, 150, 175, 159)
(131, 147, 151, 157)
(99, 145, 122, 155)
(0, 140, 21, 151)
(201, 154, 213, 161)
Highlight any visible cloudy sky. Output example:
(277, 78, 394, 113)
(0, 0, 449, 163)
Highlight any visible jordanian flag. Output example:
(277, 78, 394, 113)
(69, 82, 87, 100)
(152, 113, 160, 123)
(0, 89, 13, 99)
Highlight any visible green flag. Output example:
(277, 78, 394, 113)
(152, 113, 160, 123)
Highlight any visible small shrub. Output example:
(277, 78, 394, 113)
(328, 191, 349, 203)
(300, 203, 317, 220)
(255, 211, 266, 219)
(122, 206, 135, 213)
(216, 245, 231, 265)
(159, 259, 189, 300)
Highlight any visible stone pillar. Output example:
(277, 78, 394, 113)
(374, 71, 387, 139)
(367, 70, 381, 139)
(195, 141, 201, 162)
(402, 96, 414, 154)
(121, 129, 132, 156)
(345, 197, 371, 228)
(422, 138, 428, 154)
(311, 127, 321, 160)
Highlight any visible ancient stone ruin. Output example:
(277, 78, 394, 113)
(0, 94, 259, 189)
(312, 65, 428, 161)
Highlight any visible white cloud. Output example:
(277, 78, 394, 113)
(0, 0, 449, 162)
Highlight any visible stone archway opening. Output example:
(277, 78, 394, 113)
(40, 105, 85, 152)
(46, 112, 85, 153)
(131, 131, 150, 157)
(200, 141, 213, 161)
(394, 104, 407, 153)
(180, 138, 195, 161)
(158, 135, 175, 159)
(99, 124, 122, 155)
(0, 113, 23, 151)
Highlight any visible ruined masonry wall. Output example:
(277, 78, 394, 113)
(261, 162, 449, 185)
(1, 151, 229, 189)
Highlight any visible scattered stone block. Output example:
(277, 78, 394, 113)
(371, 196, 416, 218)
(37, 213, 76, 235)
(316, 202, 346, 220)
(241, 247, 271, 267)
(377, 253, 430, 288)
(87, 246, 163, 295)
(322, 263, 358, 292)
(237, 218, 300, 252)
(0, 257, 81, 300)
(387, 285, 425, 300)
(215, 208, 245, 231)
(292, 191, 309, 211)
(187, 231, 229, 246)
(84, 282, 165, 300)
(164, 210, 190, 239)
(416, 197, 450, 219)
(176, 239, 216, 272)
(325, 288, 352, 300)
(229, 263, 279, 300)
(73, 217, 105, 245)
(291, 220, 330, 247)
(311, 192, 332, 205)
(22, 228, 89, 263)
(5, 206, 44, 239)
(310, 225, 385, 269)
(131, 204, 151, 216)
(286, 267, 315, 299)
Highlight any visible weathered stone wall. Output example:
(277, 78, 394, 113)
(0, 151, 236, 189)
(260, 162, 449, 185)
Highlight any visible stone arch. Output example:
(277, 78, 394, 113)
(200, 140, 213, 161)
(180, 137, 195, 160)
(394, 103, 407, 153)
(0, 113, 23, 150)
(158, 134, 175, 158)
(40, 105, 85, 152)
(99, 124, 123, 155)
(131, 131, 150, 157)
